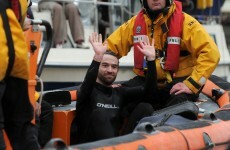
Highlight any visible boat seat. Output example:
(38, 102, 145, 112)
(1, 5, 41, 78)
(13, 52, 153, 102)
(52, 102, 76, 145)
(42, 90, 77, 106)
(134, 101, 199, 132)
(146, 101, 199, 121)
(41, 90, 77, 145)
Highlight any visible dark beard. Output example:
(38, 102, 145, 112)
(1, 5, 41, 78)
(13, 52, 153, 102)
(98, 73, 116, 86)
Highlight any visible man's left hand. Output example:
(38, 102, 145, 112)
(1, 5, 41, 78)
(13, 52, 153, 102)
(111, 84, 122, 88)
(170, 82, 192, 95)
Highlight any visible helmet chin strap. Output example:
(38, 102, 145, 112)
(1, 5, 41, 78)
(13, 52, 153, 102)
(166, 0, 173, 7)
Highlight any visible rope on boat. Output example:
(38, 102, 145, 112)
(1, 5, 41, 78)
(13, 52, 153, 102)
(36, 75, 44, 115)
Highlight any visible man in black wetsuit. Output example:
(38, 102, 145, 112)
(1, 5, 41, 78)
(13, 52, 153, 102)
(75, 32, 157, 143)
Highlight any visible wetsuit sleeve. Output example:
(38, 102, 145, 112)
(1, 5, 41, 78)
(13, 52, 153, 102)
(144, 60, 158, 102)
(122, 60, 157, 104)
(76, 60, 100, 107)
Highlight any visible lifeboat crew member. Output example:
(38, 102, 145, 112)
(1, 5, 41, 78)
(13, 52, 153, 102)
(0, 0, 40, 149)
(106, 0, 220, 109)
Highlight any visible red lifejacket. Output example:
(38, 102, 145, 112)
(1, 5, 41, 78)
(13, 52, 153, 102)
(133, 1, 184, 74)
(9, 0, 20, 20)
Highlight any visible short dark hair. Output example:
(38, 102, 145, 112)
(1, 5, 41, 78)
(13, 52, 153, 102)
(104, 50, 119, 64)
(105, 50, 119, 59)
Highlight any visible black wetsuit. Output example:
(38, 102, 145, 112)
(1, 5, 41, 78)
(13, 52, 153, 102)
(75, 59, 157, 143)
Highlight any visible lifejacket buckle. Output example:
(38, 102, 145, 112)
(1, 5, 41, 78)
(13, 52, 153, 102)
(160, 57, 165, 69)
(155, 50, 165, 59)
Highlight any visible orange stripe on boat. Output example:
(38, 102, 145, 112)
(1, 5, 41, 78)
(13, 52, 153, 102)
(202, 79, 222, 97)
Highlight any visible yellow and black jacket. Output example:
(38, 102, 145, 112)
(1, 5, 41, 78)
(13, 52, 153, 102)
(0, 0, 29, 81)
(107, 2, 220, 94)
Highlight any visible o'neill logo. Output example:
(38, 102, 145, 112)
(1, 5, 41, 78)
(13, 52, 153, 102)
(136, 26, 141, 34)
(167, 37, 181, 45)
(97, 103, 119, 109)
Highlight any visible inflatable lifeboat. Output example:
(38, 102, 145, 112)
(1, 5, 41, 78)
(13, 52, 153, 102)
(43, 75, 230, 150)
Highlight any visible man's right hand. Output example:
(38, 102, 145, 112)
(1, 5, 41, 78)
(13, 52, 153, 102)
(89, 32, 108, 61)
(170, 82, 193, 95)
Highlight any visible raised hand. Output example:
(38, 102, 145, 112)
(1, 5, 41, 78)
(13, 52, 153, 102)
(89, 32, 108, 56)
(137, 37, 156, 61)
